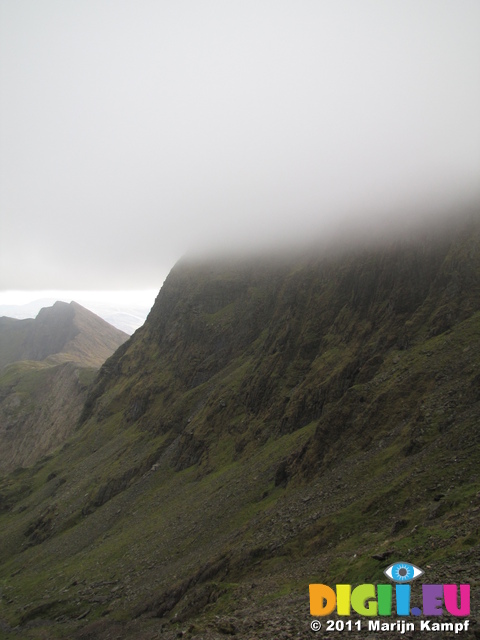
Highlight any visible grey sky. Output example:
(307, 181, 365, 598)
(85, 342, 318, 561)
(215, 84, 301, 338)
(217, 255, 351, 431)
(1, 0, 479, 292)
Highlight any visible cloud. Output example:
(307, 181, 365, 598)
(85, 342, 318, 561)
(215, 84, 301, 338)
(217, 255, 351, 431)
(1, 1, 479, 290)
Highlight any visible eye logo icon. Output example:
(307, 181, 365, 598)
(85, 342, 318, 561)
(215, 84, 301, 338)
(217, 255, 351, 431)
(384, 561, 424, 583)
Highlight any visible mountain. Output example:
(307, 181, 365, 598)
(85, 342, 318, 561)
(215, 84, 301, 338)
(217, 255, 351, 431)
(0, 300, 129, 369)
(0, 302, 129, 472)
(0, 213, 479, 639)
(0, 298, 153, 334)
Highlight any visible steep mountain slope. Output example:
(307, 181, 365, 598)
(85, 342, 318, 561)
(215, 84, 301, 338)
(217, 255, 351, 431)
(0, 213, 479, 639)
(0, 361, 95, 473)
(0, 303, 129, 472)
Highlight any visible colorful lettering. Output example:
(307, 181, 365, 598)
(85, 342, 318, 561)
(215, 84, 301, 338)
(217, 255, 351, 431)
(422, 584, 444, 616)
(377, 584, 392, 616)
(308, 580, 470, 618)
(444, 584, 470, 617)
(309, 584, 336, 616)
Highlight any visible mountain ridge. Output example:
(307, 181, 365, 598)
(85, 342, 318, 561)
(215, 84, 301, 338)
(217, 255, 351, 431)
(0, 212, 479, 639)
(0, 298, 153, 334)
(0, 300, 129, 369)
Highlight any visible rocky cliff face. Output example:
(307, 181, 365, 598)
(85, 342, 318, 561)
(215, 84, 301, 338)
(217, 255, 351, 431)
(0, 212, 479, 639)
(0, 361, 95, 473)
(83, 213, 479, 478)
(0, 302, 129, 472)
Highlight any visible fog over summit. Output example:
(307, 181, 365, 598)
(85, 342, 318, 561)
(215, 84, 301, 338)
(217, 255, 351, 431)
(1, 1, 479, 291)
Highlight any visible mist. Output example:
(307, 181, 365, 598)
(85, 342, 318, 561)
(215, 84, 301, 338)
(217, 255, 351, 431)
(1, 1, 479, 291)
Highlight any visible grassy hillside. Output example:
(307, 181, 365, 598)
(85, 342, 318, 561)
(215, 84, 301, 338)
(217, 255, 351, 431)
(0, 213, 479, 639)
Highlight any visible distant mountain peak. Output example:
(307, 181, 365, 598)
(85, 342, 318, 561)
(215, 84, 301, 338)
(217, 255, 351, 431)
(0, 301, 130, 473)
(0, 300, 129, 369)
(0, 297, 152, 334)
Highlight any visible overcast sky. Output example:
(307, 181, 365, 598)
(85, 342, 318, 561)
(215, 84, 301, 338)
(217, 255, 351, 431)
(1, 0, 480, 297)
